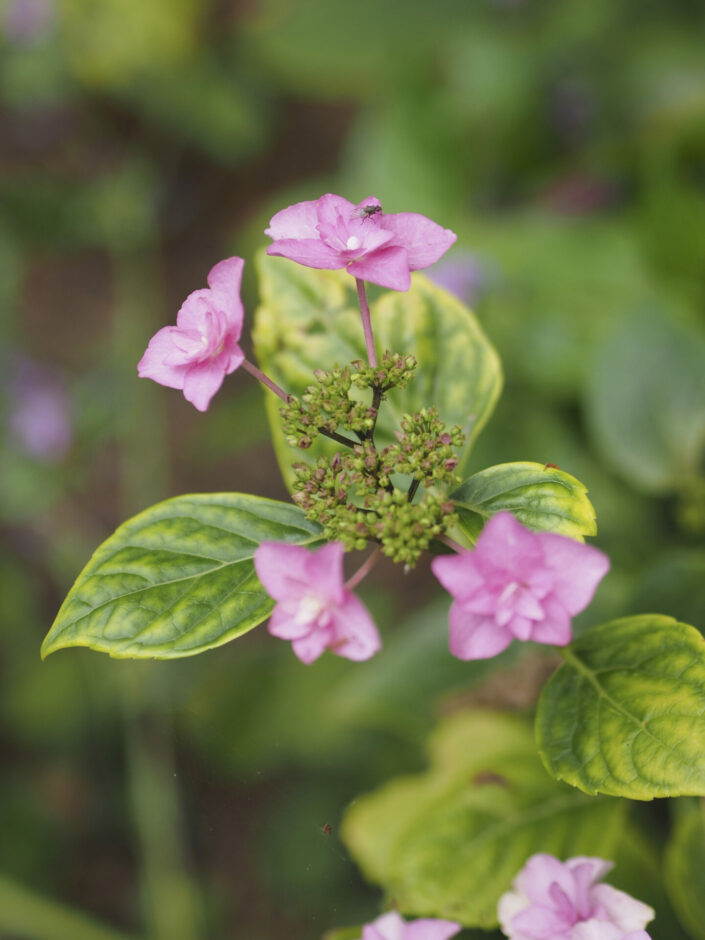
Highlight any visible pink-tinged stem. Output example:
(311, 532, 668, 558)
(242, 359, 289, 403)
(345, 545, 382, 590)
(355, 278, 378, 368)
(439, 534, 468, 553)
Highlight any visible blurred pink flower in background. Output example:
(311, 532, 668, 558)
(427, 251, 494, 305)
(6, 355, 72, 461)
(431, 512, 609, 660)
(138, 256, 245, 412)
(498, 853, 654, 940)
(359, 910, 461, 940)
(265, 193, 457, 291)
(2, 0, 55, 43)
(253, 541, 381, 664)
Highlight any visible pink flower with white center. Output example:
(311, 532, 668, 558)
(138, 257, 245, 412)
(265, 193, 457, 291)
(358, 911, 462, 940)
(253, 541, 381, 664)
(498, 853, 654, 940)
(431, 512, 609, 660)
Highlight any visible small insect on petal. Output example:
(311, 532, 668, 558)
(352, 204, 383, 221)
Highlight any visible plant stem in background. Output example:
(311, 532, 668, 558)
(355, 278, 378, 368)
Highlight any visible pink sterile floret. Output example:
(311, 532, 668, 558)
(359, 910, 462, 940)
(265, 193, 457, 291)
(431, 512, 609, 661)
(253, 541, 381, 664)
(498, 853, 654, 940)
(138, 256, 245, 412)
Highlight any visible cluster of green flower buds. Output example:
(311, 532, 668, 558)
(288, 356, 463, 567)
(280, 366, 374, 448)
(350, 351, 418, 393)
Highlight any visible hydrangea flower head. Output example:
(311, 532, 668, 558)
(253, 541, 381, 664)
(358, 910, 462, 940)
(431, 512, 609, 660)
(138, 257, 245, 412)
(498, 853, 654, 940)
(265, 193, 457, 291)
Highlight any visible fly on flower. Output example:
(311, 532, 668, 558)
(351, 203, 383, 221)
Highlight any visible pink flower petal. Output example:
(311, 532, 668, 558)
(430, 551, 484, 602)
(266, 238, 344, 269)
(303, 541, 346, 606)
(182, 358, 228, 411)
(511, 902, 574, 939)
(474, 512, 544, 575)
(137, 327, 189, 389)
(380, 211, 457, 270)
(314, 192, 358, 229)
(517, 854, 579, 907)
(292, 627, 333, 664)
(206, 256, 245, 329)
(528, 596, 572, 646)
(404, 918, 462, 940)
(347, 245, 411, 291)
(175, 289, 212, 331)
(571, 922, 623, 940)
(330, 592, 382, 661)
(449, 605, 513, 660)
(591, 884, 655, 933)
(254, 542, 311, 601)
(539, 531, 610, 615)
(267, 604, 314, 641)
(265, 199, 322, 240)
(363, 911, 405, 940)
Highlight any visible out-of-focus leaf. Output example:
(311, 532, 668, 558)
(342, 710, 624, 928)
(631, 549, 705, 633)
(536, 615, 705, 799)
(585, 309, 705, 493)
(183, 597, 519, 775)
(664, 799, 705, 940)
(451, 461, 596, 543)
(253, 253, 502, 490)
(473, 216, 660, 399)
(60, 0, 201, 88)
(41, 493, 321, 660)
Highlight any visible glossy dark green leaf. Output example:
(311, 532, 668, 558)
(42, 493, 321, 660)
(536, 615, 705, 799)
(451, 461, 596, 543)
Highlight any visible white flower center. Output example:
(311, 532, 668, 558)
(498, 581, 519, 605)
(346, 235, 361, 250)
(294, 593, 326, 626)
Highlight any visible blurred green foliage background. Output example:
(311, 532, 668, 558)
(1, 0, 704, 937)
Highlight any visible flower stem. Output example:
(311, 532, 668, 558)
(439, 534, 467, 553)
(345, 545, 382, 590)
(242, 359, 290, 402)
(355, 278, 378, 368)
(319, 428, 359, 449)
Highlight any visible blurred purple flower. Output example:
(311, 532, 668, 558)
(498, 853, 654, 939)
(426, 252, 492, 305)
(6, 356, 72, 461)
(359, 911, 461, 940)
(2, 0, 55, 44)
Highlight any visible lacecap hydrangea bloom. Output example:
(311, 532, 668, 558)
(265, 193, 457, 291)
(253, 541, 381, 664)
(357, 911, 461, 940)
(138, 257, 245, 411)
(431, 511, 609, 660)
(498, 853, 654, 940)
